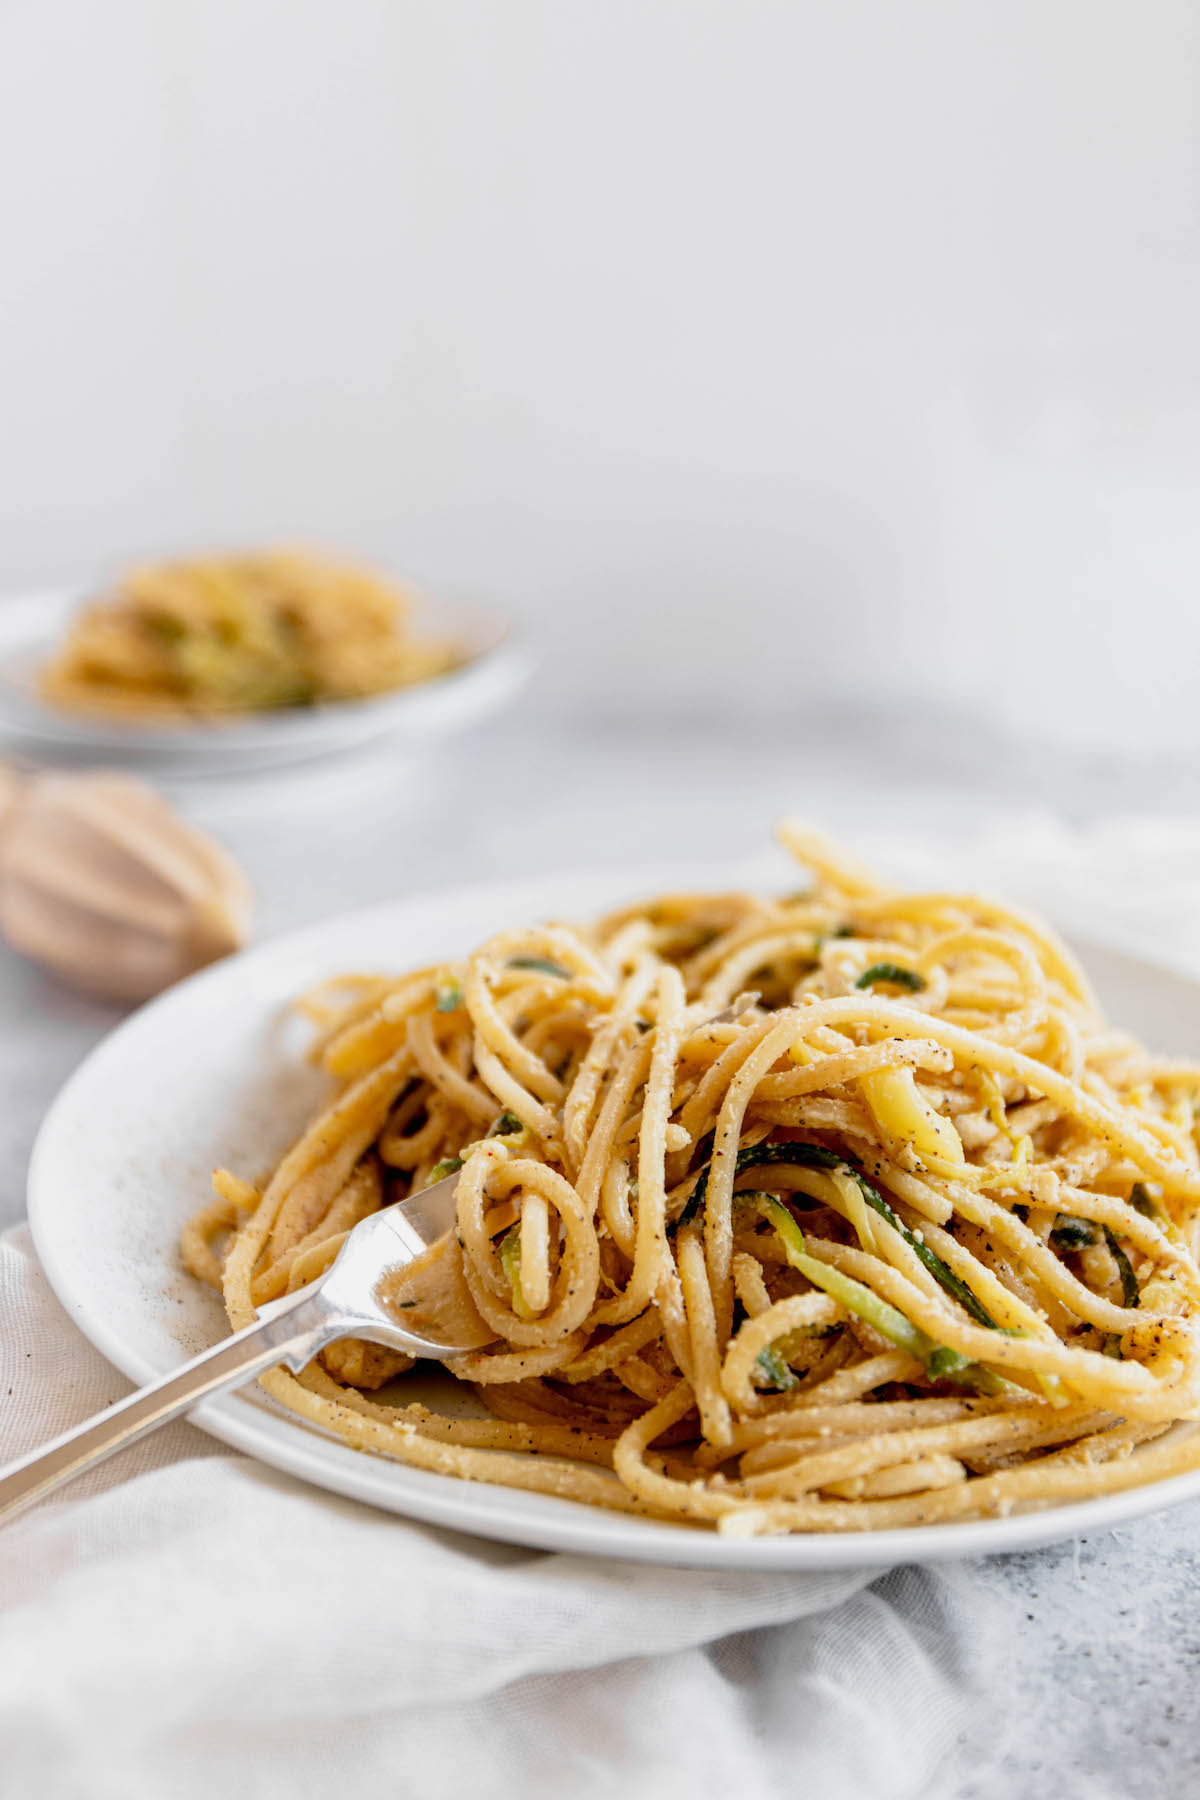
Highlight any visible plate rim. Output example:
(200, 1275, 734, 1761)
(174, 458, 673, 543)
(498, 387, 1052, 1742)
(26, 860, 1200, 1568)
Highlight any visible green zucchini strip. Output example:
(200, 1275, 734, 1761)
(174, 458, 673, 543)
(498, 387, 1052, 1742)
(732, 1189, 985, 1386)
(753, 1345, 800, 1391)
(1050, 1214, 1099, 1251)
(507, 955, 572, 979)
(677, 1140, 814, 1232)
(425, 1155, 464, 1186)
(499, 1222, 535, 1320)
(680, 1138, 1000, 1331)
(1103, 1226, 1140, 1309)
(854, 962, 926, 993)
(1130, 1182, 1164, 1223)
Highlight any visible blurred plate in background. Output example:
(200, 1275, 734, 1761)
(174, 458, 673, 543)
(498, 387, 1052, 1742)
(0, 586, 532, 775)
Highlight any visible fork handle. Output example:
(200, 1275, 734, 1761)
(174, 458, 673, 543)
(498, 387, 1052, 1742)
(0, 1288, 331, 1526)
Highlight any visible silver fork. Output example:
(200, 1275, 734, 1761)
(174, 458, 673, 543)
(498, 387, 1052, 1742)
(0, 1172, 491, 1526)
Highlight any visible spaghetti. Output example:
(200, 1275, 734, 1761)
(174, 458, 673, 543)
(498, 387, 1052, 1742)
(41, 548, 460, 720)
(183, 826, 1200, 1534)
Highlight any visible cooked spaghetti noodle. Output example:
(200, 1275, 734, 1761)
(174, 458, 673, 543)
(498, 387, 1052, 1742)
(183, 826, 1200, 1534)
(42, 548, 460, 720)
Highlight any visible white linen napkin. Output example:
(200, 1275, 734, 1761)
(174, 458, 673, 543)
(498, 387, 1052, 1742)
(0, 1226, 970, 1800)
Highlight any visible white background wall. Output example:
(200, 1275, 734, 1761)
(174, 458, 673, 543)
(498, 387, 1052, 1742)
(2, 1, 1199, 754)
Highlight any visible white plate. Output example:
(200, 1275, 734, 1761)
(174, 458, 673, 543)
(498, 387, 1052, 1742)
(0, 585, 532, 774)
(26, 863, 1200, 1567)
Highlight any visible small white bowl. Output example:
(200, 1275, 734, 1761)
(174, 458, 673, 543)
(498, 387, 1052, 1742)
(0, 584, 533, 774)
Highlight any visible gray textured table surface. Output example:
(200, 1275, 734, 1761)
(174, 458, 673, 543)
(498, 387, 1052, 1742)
(3, 699, 1199, 1797)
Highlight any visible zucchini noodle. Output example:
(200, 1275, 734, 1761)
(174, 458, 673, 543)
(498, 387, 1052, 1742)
(183, 824, 1200, 1535)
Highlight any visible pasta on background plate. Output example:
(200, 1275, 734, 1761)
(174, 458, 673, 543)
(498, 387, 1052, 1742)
(184, 825, 1200, 1535)
(42, 548, 460, 721)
